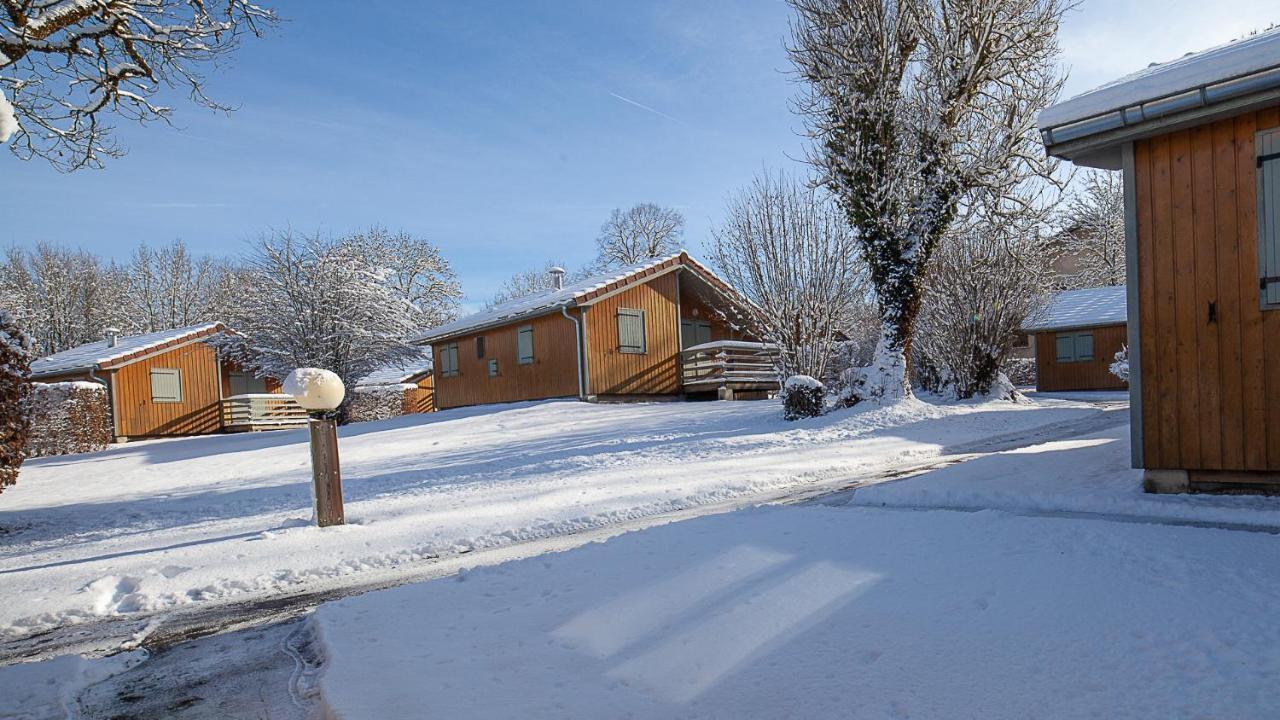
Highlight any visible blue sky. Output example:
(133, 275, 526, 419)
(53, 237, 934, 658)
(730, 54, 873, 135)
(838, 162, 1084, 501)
(2, 0, 1276, 307)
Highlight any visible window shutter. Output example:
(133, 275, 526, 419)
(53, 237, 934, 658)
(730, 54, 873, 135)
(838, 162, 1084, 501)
(1260, 129, 1280, 307)
(517, 326, 534, 364)
(1075, 333, 1094, 361)
(618, 308, 646, 354)
(150, 368, 182, 402)
(488, 359, 499, 377)
(1055, 335, 1073, 362)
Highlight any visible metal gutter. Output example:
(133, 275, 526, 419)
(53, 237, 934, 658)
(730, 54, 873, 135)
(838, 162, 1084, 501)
(560, 305, 587, 400)
(1042, 63, 1280, 150)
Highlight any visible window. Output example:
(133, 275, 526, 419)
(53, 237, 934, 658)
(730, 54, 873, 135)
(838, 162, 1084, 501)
(1055, 332, 1094, 363)
(439, 343, 460, 377)
(488, 359, 499, 377)
(1012, 333, 1031, 349)
(617, 308, 647, 354)
(476, 336, 486, 358)
(149, 368, 182, 403)
(1258, 128, 1280, 308)
(517, 325, 534, 364)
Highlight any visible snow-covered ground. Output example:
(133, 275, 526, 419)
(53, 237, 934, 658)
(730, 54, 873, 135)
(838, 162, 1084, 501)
(0, 395, 1097, 645)
(852, 422, 1280, 528)
(312, 504, 1280, 719)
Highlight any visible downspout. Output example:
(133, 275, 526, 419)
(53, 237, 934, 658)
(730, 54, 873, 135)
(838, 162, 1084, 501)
(561, 305, 587, 400)
(86, 365, 120, 441)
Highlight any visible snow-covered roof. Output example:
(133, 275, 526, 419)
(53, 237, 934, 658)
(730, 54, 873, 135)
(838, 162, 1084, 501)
(354, 350, 434, 386)
(1040, 27, 1280, 142)
(29, 322, 227, 378)
(413, 252, 742, 344)
(1024, 286, 1128, 332)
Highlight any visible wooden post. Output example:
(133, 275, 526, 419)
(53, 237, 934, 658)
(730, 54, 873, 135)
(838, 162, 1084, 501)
(308, 416, 345, 527)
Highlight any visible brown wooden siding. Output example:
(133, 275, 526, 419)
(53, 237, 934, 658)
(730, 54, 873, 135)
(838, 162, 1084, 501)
(583, 272, 681, 396)
(1133, 105, 1280, 471)
(432, 311, 581, 410)
(1034, 324, 1129, 392)
(112, 340, 224, 437)
(404, 375, 435, 413)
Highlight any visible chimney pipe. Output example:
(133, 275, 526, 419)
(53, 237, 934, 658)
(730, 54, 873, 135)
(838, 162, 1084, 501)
(104, 327, 120, 348)
(548, 267, 566, 291)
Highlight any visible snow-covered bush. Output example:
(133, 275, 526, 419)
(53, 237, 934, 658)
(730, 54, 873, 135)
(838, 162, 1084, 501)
(782, 375, 826, 420)
(1, 311, 33, 493)
(348, 384, 417, 423)
(1002, 357, 1037, 388)
(1110, 345, 1130, 383)
(26, 382, 111, 458)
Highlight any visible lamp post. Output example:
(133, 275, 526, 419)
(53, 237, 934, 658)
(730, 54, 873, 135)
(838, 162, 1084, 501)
(284, 368, 346, 528)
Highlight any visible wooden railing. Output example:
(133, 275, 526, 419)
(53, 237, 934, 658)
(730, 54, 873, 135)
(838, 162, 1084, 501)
(679, 341, 780, 389)
(221, 393, 308, 431)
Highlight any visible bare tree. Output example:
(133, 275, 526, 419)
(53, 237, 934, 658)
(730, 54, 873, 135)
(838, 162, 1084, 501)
(0, 242, 129, 356)
(913, 214, 1053, 399)
(787, 0, 1069, 403)
(1055, 170, 1125, 289)
(711, 170, 866, 383)
(595, 203, 684, 269)
(123, 239, 237, 332)
(0, 0, 276, 171)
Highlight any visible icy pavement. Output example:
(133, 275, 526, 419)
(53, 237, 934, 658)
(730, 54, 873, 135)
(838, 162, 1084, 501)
(0, 395, 1097, 647)
(311, 504, 1280, 719)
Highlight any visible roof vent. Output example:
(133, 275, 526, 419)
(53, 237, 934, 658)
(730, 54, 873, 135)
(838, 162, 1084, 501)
(548, 267, 566, 290)
(103, 327, 120, 348)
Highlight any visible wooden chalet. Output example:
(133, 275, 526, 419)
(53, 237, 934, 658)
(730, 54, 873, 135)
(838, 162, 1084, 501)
(413, 252, 777, 410)
(1040, 28, 1280, 492)
(28, 322, 303, 440)
(1024, 286, 1129, 392)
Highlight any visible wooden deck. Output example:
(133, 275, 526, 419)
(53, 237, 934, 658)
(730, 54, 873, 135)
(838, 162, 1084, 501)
(221, 394, 308, 432)
(679, 341, 780, 399)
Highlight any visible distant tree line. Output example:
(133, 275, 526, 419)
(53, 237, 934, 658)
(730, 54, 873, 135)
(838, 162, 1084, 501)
(0, 229, 461, 394)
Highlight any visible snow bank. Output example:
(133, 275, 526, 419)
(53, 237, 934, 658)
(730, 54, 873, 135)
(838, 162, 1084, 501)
(313, 504, 1280, 719)
(853, 422, 1280, 527)
(0, 395, 1096, 641)
(0, 650, 141, 719)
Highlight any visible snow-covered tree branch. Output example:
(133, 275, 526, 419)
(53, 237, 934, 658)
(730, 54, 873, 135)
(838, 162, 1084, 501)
(787, 0, 1070, 403)
(486, 259, 580, 308)
(215, 229, 459, 422)
(0, 0, 276, 171)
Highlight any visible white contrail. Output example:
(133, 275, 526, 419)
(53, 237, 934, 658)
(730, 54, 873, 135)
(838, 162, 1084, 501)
(608, 92, 687, 125)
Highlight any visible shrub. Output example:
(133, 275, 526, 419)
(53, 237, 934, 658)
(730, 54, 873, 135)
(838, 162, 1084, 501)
(782, 375, 825, 420)
(27, 382, 112, 457)
(0, 311, 33, 493)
